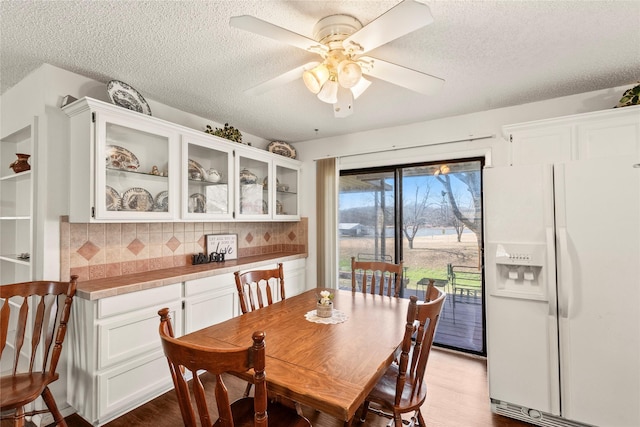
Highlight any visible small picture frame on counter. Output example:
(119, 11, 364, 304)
(206, 233, 237, 260)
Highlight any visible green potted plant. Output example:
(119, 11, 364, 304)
(205, 123, 243, 143)
(615, 82, 640, 108)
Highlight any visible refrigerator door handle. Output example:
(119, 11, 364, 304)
(546, 227, 557, 317)
(558, 226, 574, 318)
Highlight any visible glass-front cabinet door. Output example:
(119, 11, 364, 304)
(96, 111, 178, 221)
(273, 160, 299, 220)
(235, 150, 270, 220)
(182, 133, 234, 220)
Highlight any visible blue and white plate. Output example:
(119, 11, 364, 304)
(154, 191, 169, 212)
(122, 187, 154, 211)
(107, 80, 152, 116)
(105, 186, 121, 211)
(267, 141, 297, 159)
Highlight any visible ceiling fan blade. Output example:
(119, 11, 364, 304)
(360, 56, 444, 95)
(244, 62, 320, 96)
(343, 0, 434, 55)
(230, 15, 326, 53)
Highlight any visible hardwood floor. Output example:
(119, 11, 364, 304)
(35, 348, 532, 427)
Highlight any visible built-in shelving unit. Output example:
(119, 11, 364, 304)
(0, 119, 36, 285)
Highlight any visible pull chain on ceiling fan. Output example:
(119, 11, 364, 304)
(230, 0, 445, 118)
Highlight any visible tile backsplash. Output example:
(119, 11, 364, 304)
(60, 216, 307, 281)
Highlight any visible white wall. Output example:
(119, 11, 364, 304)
(295, 84, 631, 287)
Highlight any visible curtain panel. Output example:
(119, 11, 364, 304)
(315, 157, 337, 288)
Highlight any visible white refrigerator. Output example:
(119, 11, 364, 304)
(484, 157, 639, 427)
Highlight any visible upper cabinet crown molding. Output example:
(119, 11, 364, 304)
(63, 97, 301, 222)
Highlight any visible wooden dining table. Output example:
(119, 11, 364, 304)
(178, 288, 410, 424)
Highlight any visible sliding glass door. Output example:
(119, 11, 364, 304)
(338, 171, 396, 270)
(338, 158, 485, 355)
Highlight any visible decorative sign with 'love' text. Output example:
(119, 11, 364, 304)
(205, 234, 238, 260)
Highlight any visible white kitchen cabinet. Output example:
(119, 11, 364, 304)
(184, 258, 307, 332)
(273, 157, 301, 220)
(235, 148, 271, 220)
(282, 257, 307, 297)
(64, 97, 301, 222)
(64, 98, 180, 222)
(68, 283, 182, 426)
(235, 146, 301, 221)
(0, 119, 36, 284)
(68, 256, 306, 425)
(575, 111, 640, 160)
(182, 131, 235, 220)
(96, 351, 170, 424)
(504, 105, 640, 165)
(183, 272, 239, 333)
(506, 125, 573, 166)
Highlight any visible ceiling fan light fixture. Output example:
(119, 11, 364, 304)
(351, 76, 372, 99)
(231, 3, 443, 118)
(317, 78, 339, 104)
(334, 86, 354, 118)
(303, 64, 330, 94)
(337, 59, 362, 88)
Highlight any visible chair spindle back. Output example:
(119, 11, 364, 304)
(351, 257, 403, 298)
(234, 263, 285, 314)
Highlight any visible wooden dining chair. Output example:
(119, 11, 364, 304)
(1, 275, 78, 427)
(351, 256, 403, 297)
(234, 263, 285, 315)
(157, 308, 311, 427)
(234, 264, 287, 397)
(359, 286, 446, 426)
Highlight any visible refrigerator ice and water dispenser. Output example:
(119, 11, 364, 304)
(489, 242, 548, 301)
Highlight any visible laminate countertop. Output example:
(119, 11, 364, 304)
(74, 252, 307, 301)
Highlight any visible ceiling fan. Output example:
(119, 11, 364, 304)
(229, 0, 444, 118)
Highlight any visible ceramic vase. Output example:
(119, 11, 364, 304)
(316, 302, 333, 318)
(9, 153, 31, 174)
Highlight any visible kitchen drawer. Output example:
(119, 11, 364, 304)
(98, 302, 181, 369)
(97, 282, 181, 319)
(183, 272, 234, 297)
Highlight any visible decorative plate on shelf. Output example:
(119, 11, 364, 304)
(105, 186, 121, 211)
(267, 141, 297, 159)
(154, 190, 169, 212)
(188, 159, 206, 181)
(188, 193, 206, 213)
(107, 80, 152, 115)
(106, 145, 140, 171)
(121, 187, 154, 211)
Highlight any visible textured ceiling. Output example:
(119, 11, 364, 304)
(1, 1, 639, 143)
